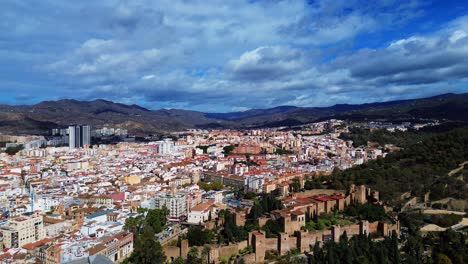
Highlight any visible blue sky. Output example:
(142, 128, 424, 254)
(1, 0, 468, 112)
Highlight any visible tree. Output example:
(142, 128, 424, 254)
(289, 177, 301, 193)
(198, 181, 224, 191)
(220, 210, 248, 244)
(344, 203, 387, 222)
(172, 256, 186, 264)
(145, 207, 168, 233)
(128, 226, 166, 264)
(312, 242, 324, 263)
(332, 128, 468, 201)
(124, 216, 143, 234)
(261, 219, 282, 238)
(435, 254, 453, 264)
(223, 145, 235, 155)
(187, 247, 202, 264)
(187, 225, 213, 246)
(274, 148, 294, 155)
(201, 245, 211, 264)
(5, 145, 23, 155)
(389, 233, 401, 264)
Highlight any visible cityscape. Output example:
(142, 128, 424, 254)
(1, 1, 468, 264)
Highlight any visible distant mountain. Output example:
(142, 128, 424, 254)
(0, 93, 467, 135)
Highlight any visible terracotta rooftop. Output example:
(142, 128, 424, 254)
(190, 201, 214, 212)
(291, 210, 305, 216)
(88, 243, 106, 256)
(22, 238, 55, 250)
(314, 196, 334, 202)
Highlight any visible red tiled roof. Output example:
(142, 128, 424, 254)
(0, 253, 11, 261)
(330, 195, 345, 200)
(314, 197, 334, 202)
(22, 238, 54, 250)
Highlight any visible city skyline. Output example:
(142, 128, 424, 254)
(1, 2, 467, 263)
(2, 1, 468, 111)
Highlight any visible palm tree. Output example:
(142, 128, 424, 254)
(201, 245, 211, 264)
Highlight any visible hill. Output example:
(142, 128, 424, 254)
(330, 127, 468, 203)
(0, 93, 467, 134)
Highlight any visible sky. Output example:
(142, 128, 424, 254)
(1, 0, 468, 112)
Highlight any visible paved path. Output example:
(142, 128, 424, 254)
(423, 209, 466, 215)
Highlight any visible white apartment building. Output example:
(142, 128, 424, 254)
(146, 193, 187, 221)
(156, 139, 175, 155)
(1, 214, 45, 248)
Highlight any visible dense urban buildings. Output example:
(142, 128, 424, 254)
(0, 119, 466, 263)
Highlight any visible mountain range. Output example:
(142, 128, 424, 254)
(1, 93, 467, 135)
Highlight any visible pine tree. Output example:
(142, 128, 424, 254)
(128, 226, 166, 264)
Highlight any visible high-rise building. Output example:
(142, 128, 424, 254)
(145, 193, 187, 221)
(156, 138, 175, 155)
(68, 125, 77, 148)
(0, 214, 45, 248)
(68, 125, 91, 149)
(81, 125, 91, 146)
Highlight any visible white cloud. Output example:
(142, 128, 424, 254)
(2, 0, 467, 110)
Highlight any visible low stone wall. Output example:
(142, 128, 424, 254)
(294, 189, 344, 197)
(217, 244, 238, 259)
(164, 240, 248, 264)
(264, 237, 278, 251)
(240, 253, 256, 263)
(164, 246, 181, 262)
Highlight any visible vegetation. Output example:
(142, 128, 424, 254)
(274, 148, 295, 155)
(339, 127, 428, 147)
(289, 177, 301, 193)
(186, 225, 214, 246)
(302, 213, 353, 232)
(272, 249, 307, 264)
(196, 144, 215, 154)
(219, 210, 249, 244)
(172, 256, 186, 264)
(145, 207, 169, 233)
(247, 193, 284, 225)
(125, 226, 166, 264)
(343, 203, 387, 222)
(309, 233, 401, 264)
(427, 229, 467, 264)
(330, 128, 468, 201)
(236, 190, 257, 200)
(0, 141, 11, 148)
(5, 145, 24, 155)
(426, 214, 463, 228)
(187, 247, 202, 264)
(399, 210, 467, 264)
(123, 208, 168, 263)
(304, 176, 328, 190)
(261, 219, 282, 237)
(198, 181, 224, 191)
(223, 145, 235, 155)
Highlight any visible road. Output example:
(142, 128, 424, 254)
(157, 224, 188, 246)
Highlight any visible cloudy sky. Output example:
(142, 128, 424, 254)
(1, 0, 468, 112)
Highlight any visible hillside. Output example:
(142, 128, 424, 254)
(330, 127, 468, 203)
(0, 93, 467, 135)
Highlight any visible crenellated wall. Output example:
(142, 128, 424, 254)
(164, 223, 399, 263)
(164, 185, 398, 263)
(163, 239, 249, 264)
(249, 220, 400, 263)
